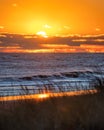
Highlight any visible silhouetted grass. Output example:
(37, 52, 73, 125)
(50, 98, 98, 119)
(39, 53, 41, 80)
(0, 75, 104, 130)
(93, 66, 104, 92)
(93, 77, 104, 93)
(0, 90, 104, 130)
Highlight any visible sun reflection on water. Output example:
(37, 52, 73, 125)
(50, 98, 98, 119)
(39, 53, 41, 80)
(0, 90, 97, 102)
(37, 93, 49, 99)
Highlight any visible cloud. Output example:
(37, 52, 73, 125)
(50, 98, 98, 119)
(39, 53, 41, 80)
(0, 33, 41, 49)
(43, 24, 52, 29)
(0, 33, 104, 52)
(95, 28, 101, 32)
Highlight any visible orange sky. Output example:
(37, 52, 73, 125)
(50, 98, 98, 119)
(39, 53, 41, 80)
(0, 0, 104, 52)
(0, 0, 104, 35)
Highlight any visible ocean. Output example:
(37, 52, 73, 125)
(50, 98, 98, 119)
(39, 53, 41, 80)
(0, 53, 104, 96)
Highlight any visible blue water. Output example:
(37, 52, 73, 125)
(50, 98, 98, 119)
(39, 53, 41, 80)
(0, 53, 104, 96)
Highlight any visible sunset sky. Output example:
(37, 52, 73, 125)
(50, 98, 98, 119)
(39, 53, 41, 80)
(0, 0, 104, 53)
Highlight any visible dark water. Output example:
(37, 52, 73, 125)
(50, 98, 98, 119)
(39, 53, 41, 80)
(0, 53, 104, 77)
(0, 53, 104, 96)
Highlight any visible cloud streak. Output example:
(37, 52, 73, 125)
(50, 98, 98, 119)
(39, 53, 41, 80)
(0, 33, 104, 53)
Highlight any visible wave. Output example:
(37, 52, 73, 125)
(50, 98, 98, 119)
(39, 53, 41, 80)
(0, 71, 104, 96)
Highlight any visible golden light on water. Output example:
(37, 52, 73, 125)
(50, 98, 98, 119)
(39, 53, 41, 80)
(0, 90, 97, 102)
(37, 94, 49, 99)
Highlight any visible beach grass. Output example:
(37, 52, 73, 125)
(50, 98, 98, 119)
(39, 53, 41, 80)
(0, 91, 104, 130)
(0, 76, 104, 130)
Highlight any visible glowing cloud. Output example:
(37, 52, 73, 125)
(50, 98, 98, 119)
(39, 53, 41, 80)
(95, 28, 101, 32)
(43, 24, 52, 29)
(0, 33, 104, 53)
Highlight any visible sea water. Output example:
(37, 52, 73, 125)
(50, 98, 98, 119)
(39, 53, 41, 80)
(0, 53, 104, 96)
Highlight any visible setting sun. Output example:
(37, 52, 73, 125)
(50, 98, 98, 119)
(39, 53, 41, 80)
(36, 31, 48, 38)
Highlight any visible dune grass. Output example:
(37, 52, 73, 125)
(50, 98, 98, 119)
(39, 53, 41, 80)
(0, 75, 104, 130)
(0, 91, 104, 130)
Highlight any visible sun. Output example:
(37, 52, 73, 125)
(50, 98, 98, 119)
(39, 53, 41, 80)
(36, 31, 48, 38)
